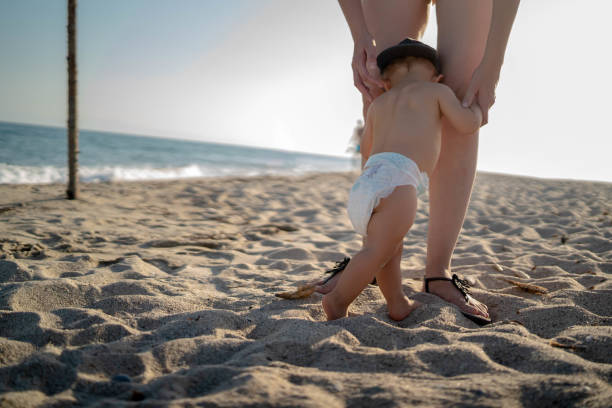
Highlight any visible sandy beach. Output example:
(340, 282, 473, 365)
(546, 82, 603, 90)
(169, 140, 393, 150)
(0, 171, 611, 407)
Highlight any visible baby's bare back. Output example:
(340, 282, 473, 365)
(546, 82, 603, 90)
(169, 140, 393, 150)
(369, 82, 443, 175)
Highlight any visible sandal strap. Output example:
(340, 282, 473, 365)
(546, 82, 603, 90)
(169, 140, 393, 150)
(322, 257, 350, 284)
(322, 257, 377, 286)
(424, 276, 451, 293)
(424, 274, 471, 302)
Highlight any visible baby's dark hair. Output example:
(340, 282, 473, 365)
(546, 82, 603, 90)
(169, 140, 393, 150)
(380, 56, 438, 79)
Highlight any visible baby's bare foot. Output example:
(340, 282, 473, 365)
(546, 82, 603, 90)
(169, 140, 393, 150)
(388, 297, 421, 321)
(315, 258, 350, 294)
(322, 294, 348, 321)
(315, 272, 340, 294)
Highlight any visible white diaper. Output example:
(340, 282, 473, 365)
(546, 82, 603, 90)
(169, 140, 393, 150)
(347, 152, 429, 236)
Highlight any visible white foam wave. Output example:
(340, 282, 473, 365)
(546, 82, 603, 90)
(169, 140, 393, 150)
(0, 162, 352, 184)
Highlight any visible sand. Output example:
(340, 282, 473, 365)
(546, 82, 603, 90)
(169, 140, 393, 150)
(0, 171, 611, 407)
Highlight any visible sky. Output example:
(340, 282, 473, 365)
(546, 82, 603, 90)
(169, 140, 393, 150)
(0, 0, 611, 182)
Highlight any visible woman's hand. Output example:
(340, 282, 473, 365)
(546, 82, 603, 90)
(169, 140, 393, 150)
(462, 0, 520, 126)
(461, 60, 500, 126)
(352, 33, 385, 102)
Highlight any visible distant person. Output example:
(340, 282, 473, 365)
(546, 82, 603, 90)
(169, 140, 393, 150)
(318, 0, 519, 323)
(322, 39, 484, 322)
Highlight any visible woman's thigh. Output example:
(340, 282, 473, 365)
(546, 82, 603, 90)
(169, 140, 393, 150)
(362, 0, 431, 51)
(435, 0, 492, 98)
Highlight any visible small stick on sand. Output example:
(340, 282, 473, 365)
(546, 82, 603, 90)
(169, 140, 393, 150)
(499, 278, 548, 295)
(492, 263, 504, 272)
(549, 340, 586, 351)
(275, 283, 316, 299)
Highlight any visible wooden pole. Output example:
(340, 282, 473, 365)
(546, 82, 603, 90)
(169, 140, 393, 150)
(66, 0, 78, 199)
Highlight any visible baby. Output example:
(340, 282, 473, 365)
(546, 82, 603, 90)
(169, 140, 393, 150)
(323, 38, 482, 321)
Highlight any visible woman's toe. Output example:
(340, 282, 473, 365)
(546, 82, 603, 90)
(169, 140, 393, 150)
(477, 300, 489, 312)
(467, 298, 488, 317)
(467, 304, 483, 316)
(476, 301, 490, 316)
(476, 305, 489, 318)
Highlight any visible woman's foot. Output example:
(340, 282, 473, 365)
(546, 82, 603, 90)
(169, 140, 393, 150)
(322, 294, 349, 321)
(387, 297, 421, 321)
(424, 275, 490, 322)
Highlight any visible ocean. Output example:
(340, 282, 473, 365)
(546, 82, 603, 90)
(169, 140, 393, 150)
(0, 122, 354, 184)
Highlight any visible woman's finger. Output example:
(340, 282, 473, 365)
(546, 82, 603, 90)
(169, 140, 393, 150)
(353, 66, 373, 102)
(462, 79, 478, 108)
(364, 55, 384, 88)
(478, 95, 489, 126)
(355, 50, 374, 88)
(364, 81, 384, 100)
(481, 89, 496, 125)
(357, 49, 381, 101)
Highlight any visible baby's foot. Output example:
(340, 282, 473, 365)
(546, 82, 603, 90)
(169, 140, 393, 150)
(315, 257, 350, 294)
(322, 294, 348, 321)
(315, 272, 340, 294)
(315, 257, 376, 294)
(388, 297, 421, 321)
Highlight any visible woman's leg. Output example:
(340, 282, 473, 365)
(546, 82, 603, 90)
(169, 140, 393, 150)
(423, 0, 492, 318)
(360, 0, 431, 118)
(362, 0, 430, 50)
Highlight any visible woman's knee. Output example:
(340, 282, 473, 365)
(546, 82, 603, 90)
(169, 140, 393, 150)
(440, 69, 473, 100)
(435, 0, 492, 99)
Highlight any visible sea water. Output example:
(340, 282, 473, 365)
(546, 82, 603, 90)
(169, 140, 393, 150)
(0, 122, 354, 184)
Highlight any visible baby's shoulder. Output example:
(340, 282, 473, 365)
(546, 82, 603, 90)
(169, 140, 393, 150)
(413, 81, 450, 97)
(407, 83, 458, 107)
(367, 92, 389, 116)
(392, 82, 445, 105)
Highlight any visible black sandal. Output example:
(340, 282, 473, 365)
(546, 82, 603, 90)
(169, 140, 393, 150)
(322, 257, 377, 286)
(424, 274, 491, 325)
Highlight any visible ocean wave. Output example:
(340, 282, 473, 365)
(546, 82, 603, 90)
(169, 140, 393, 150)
(0, 162, 353, 184)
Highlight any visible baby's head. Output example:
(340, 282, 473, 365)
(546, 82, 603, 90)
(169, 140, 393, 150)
(377, 39, 442, 90)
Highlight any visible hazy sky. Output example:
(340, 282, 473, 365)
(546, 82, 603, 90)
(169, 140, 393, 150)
(1, 0, 611, 182)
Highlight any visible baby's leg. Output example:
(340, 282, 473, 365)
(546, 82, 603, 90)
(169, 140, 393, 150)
(376, 242, 420, 321)
(322, 186, 418, 320)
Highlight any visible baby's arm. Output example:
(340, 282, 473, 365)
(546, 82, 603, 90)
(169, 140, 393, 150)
(437, 85, 483, 134)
